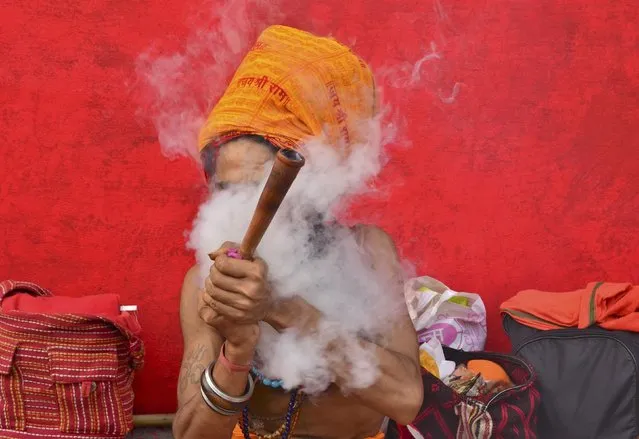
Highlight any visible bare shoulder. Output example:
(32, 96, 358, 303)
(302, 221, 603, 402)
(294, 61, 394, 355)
(183, 264, 203, 288)
(182, 264, 204, 296)
(353, 225, 417, 348)
(353, 224, 397, 251)
(352, 224, 401, 274)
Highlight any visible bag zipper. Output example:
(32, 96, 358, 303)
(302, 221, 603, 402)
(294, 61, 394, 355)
(441, 348, 536, 432)
(464, 353, 535, 431)
(452, 351, 536, 409)
(516, 331, 638, 367)
(476, 334, 637, 433)
(484, 365, 533, 409)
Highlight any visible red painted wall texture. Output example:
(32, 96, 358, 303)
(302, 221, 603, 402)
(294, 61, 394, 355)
(1, 0, 637, 414)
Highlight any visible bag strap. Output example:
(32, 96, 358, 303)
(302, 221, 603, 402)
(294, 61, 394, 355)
(0, 280, 53, 304)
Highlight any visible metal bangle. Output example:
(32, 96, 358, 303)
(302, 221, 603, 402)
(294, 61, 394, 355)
(199, 385, 239, 416)
(201, 360, 255, 408)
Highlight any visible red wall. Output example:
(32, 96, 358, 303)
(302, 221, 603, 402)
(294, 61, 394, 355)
(1, 0, 637, 414)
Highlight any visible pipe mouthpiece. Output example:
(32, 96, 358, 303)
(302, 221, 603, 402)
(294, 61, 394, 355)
(277, 148, 305, 168)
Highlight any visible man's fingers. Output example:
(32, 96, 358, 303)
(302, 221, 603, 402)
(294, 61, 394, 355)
(198, 291, 220, 325)
(199, 291, 244, 327)
(200, 288, 215, 308)
(251, 257, 268, 280)
(212, 254, 264, 279)
(204, 277, 213, 294)
(211, 300, 247, 322)
(199, 306, 220, 327)
(210, 265, 262, 298)
(202, 286, 253, 321)
(208, 241, 240, 261)
(208, 285, 254, 311)
(209, 263, 245, 289)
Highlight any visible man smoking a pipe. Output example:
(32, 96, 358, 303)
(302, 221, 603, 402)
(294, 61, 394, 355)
(173, 25, 423, 439)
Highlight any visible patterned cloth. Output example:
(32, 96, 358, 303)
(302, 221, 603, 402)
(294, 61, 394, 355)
(385, 347, 540, 439)
(454, 400, 494, 439)
(0, 280, 143, 439)
(198, 25, 376, 154)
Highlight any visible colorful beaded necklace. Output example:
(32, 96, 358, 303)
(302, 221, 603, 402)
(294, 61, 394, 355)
(251, 366, 284, 388)
(240, 388, 303, 439)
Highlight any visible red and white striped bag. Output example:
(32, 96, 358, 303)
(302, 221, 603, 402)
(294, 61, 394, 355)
(0, 280, 144, 439)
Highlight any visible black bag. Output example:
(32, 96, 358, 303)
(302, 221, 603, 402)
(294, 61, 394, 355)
(504, 314, 639, 439)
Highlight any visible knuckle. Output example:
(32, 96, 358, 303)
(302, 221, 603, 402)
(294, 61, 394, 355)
(243, 283, 261, 300)
(203, 296, 215, 310)
(198, 308, 214, 325)
(248, 265, 265, 281)
(214, 257, 227, 273)
(225, 307, 242, 320)
(237, 283, 250, 298)
(208, 278, 219, 291)
(209, 272, 222, 287)
(237, 297, 253, 311)
(212, 288, 226, 301)
(255, 261, 267, 277)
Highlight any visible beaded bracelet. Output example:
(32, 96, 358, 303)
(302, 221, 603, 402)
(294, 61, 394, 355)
(200, 360, 255, 415)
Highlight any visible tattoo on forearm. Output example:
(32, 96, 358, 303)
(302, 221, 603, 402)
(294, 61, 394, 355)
(179, 343, 209, 394)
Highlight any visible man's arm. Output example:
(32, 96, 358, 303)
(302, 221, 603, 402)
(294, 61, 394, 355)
(172, 266, 256, 439)
(330, 310, 423, 426)
(266, 226, 423, 426)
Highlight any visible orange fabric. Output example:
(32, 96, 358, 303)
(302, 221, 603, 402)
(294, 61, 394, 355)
(500, 281, 639, 331)
(231, 424, 384, 439)
(467, 360, 512, 384)
(198, 25, 376, 154)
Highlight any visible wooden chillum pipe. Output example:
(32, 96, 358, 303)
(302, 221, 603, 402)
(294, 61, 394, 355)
(238, 148, 305, 260)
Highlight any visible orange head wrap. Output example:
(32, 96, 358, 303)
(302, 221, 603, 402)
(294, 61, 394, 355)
(198, 25, 377, 159)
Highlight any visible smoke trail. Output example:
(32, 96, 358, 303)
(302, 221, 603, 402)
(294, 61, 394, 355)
(188, 119, 406, 393)
(375, 0, 463, 105)
(135, 0, 463, 393)
(134, 0, 284, 160)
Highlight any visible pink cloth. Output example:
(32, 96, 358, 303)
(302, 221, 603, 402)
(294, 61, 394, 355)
(2, 293, 121, 317)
